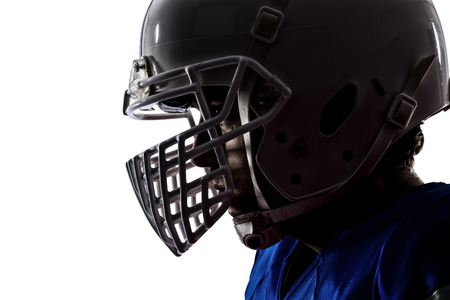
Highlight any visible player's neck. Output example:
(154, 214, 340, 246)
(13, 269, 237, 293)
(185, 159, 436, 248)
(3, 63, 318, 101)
(281, 167, 424, 252)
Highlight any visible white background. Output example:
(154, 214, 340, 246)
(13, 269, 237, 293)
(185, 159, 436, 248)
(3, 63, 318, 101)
(0, 1, 449, 299)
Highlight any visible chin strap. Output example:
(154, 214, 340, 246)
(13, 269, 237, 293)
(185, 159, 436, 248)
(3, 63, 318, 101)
(233, 211, 283, 250)
(232, 195, 333, 250)
(234, 55, 437, 251)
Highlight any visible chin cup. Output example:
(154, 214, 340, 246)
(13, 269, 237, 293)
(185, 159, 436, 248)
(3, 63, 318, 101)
(233, 212, 284, 250)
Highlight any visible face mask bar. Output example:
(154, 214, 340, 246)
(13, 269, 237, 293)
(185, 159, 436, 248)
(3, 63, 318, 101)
(126, 144, 232, 256)
(124, 55, 291, 256)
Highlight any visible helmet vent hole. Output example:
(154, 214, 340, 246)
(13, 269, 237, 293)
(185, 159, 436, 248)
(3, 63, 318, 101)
(371, 78, 386, 96)
(320, 84, 356, 136)
(342, 150, 354, 161)
(290, 174, 302, 185)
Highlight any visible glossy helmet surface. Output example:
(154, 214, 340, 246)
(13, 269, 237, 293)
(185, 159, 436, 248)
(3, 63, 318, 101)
(124, 0, 449, 255)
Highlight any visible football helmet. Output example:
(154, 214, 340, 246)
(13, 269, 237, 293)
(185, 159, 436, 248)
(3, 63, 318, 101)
(123, 0, 449, 256)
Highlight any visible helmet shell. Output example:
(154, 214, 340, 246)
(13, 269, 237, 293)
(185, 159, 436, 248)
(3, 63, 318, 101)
(139, 0, 449, 201)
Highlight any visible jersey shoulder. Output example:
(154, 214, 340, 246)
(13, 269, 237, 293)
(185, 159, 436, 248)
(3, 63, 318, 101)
(376, 183, 450, 299)
(245, 237, 299, 299)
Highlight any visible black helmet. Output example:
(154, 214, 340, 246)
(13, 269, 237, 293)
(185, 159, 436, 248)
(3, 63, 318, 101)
(124, 0, 449, 255)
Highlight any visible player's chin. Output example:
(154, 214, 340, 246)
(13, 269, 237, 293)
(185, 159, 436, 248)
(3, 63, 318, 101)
(227, 206, 244, 218)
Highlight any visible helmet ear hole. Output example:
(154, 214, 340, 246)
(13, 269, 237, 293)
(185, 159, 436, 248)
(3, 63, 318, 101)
(320, 83, 356, 136)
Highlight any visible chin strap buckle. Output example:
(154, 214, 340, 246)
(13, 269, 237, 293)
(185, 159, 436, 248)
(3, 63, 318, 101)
(387, 55, 437, 128)
(233, 212, 284, 250)
(387, 93, 417, 129)
(251, 6, 284, 44)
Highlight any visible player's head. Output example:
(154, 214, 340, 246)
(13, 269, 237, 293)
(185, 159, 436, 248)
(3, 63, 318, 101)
(123, 0, 449, 256)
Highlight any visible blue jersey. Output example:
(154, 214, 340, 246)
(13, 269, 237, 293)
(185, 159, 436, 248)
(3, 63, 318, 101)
(245, 183, 450, 299)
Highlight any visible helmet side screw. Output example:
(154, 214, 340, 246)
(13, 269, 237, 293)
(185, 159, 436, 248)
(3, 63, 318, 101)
(293, 141, 307, 155)
(133, 61, 140, 72)
(133, 58, 147, 72)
